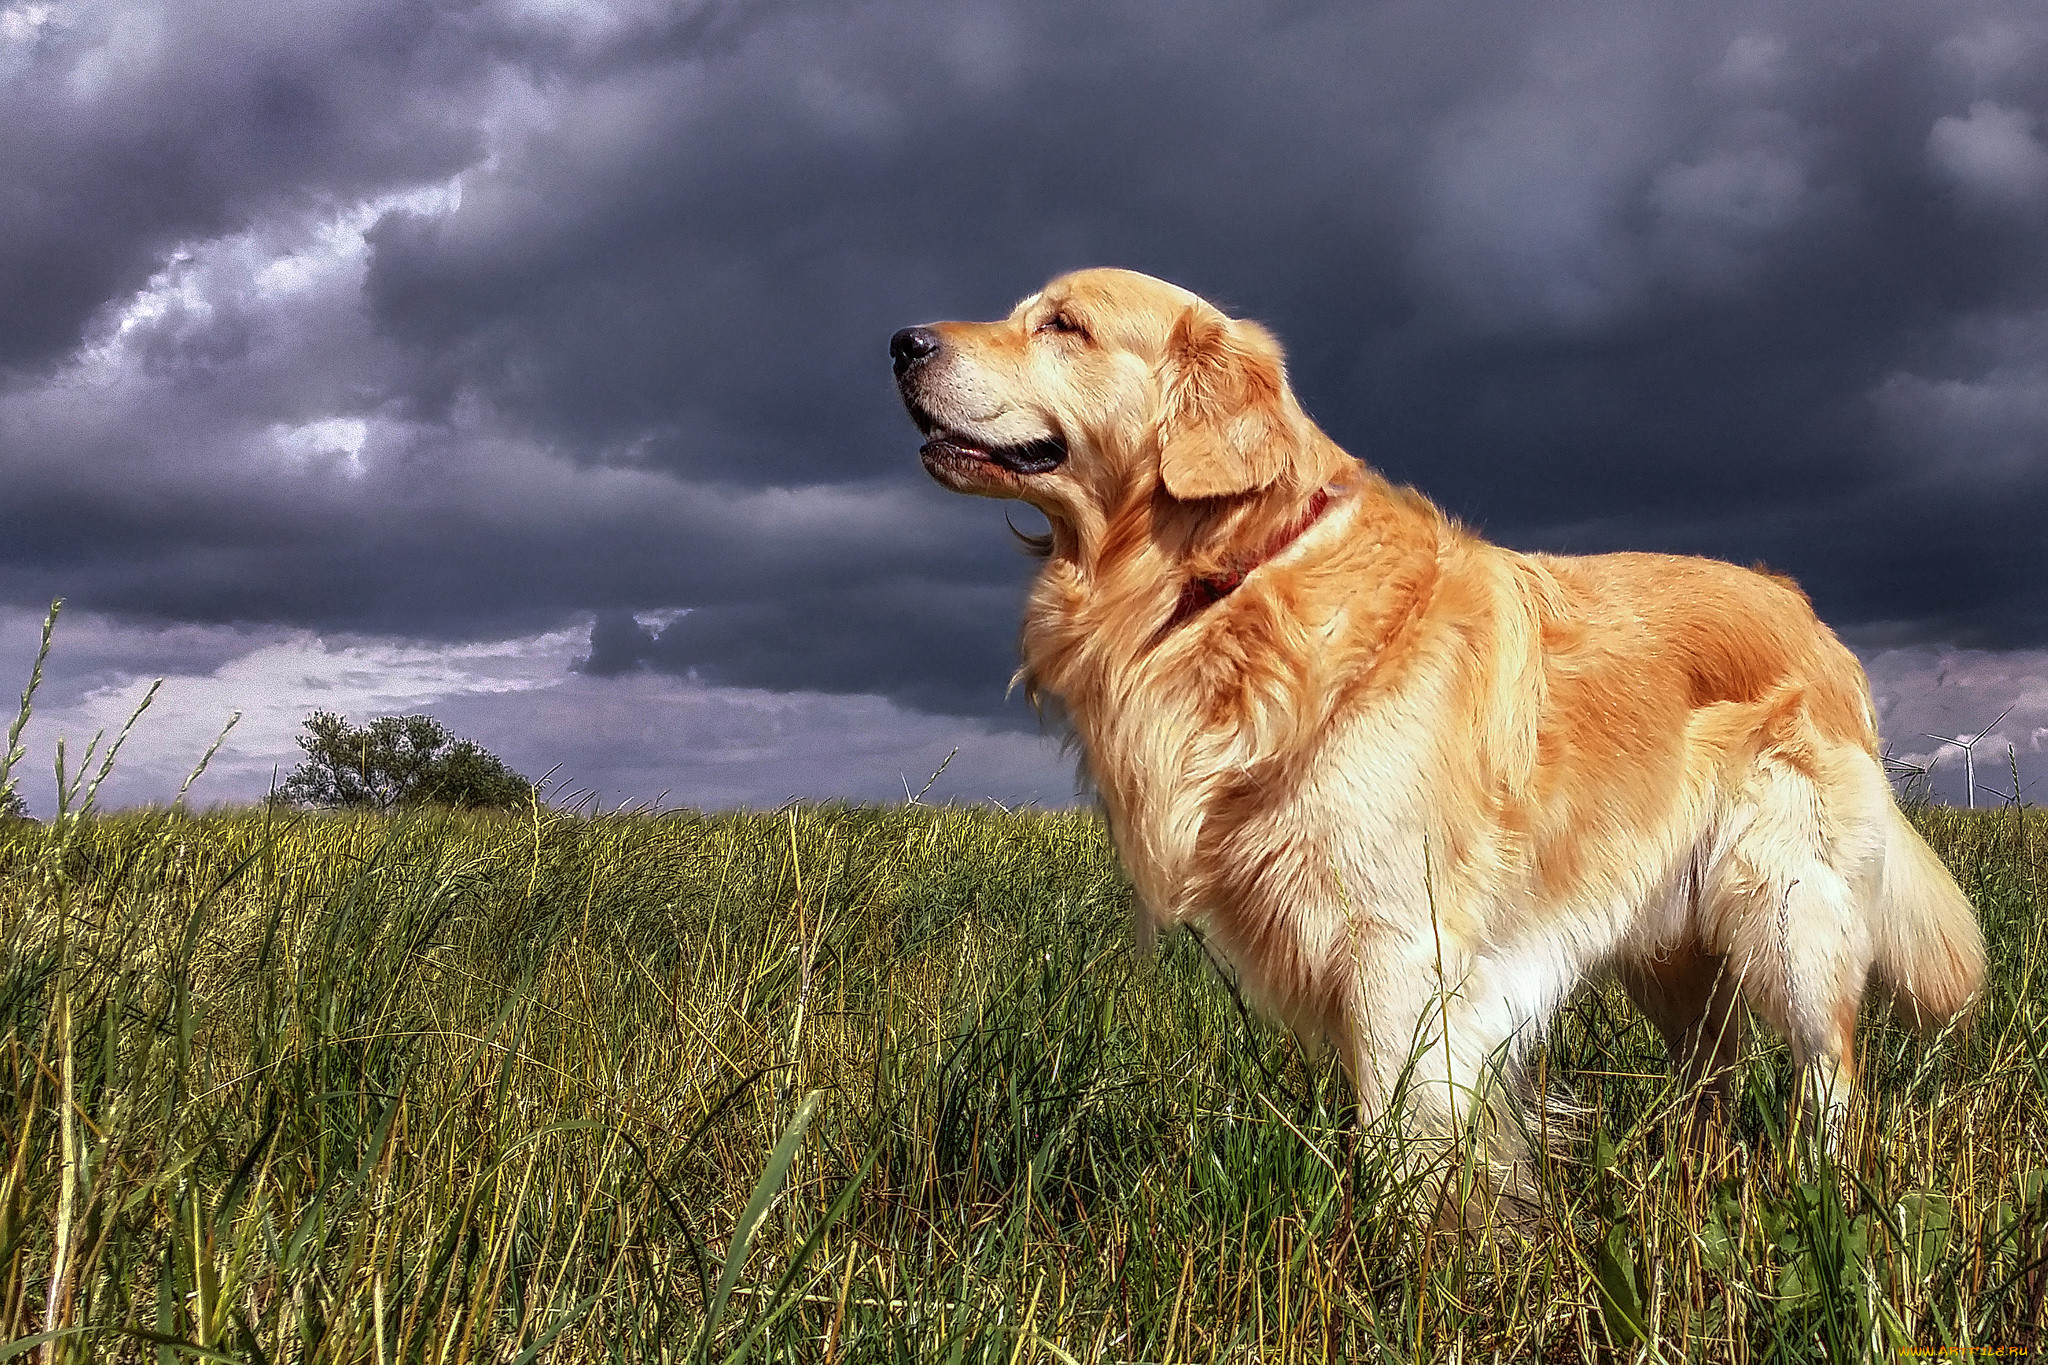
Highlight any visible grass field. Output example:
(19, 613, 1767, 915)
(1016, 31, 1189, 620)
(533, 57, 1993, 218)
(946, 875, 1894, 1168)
(1, 794, 2044, 1362)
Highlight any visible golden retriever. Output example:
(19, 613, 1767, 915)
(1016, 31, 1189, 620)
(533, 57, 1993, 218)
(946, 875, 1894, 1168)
(891, 267, 1984, 1179)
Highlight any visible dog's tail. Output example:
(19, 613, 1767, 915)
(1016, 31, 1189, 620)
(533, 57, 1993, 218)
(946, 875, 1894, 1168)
(1870, 805, 1986, 1030)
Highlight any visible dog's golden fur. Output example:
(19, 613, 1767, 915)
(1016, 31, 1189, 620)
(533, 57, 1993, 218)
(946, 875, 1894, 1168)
(896, 268, 1985, 1164)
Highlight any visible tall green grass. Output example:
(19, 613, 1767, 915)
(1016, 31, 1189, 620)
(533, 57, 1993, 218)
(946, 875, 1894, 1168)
(2, 793, 2044, 1361)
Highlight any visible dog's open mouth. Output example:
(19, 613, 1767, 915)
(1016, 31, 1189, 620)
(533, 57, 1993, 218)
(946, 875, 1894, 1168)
(908, 405, 1067, 476)
(922, 432, 1068, 475)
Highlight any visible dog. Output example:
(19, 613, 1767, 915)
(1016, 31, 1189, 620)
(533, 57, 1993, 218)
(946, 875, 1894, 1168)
(891, 267, 1985, 1182)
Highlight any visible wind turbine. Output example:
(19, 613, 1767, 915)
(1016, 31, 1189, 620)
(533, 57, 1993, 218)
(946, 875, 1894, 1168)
(1921, 705, 2014, 810)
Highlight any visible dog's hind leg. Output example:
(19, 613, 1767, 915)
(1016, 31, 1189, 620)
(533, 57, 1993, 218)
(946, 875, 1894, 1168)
(1619, 943, 1746, 1149)
(1712, 742, 1885, 1150)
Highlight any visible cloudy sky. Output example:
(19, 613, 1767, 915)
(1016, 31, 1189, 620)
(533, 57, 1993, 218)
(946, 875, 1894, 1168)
(2, 0, 2045, 815)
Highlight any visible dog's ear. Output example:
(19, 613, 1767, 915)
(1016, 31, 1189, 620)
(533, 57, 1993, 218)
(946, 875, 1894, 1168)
(1156, 305, 1305, 501)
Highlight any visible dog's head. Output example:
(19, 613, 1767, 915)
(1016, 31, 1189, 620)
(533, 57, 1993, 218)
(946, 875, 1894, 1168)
(892, 269, 1323, 533)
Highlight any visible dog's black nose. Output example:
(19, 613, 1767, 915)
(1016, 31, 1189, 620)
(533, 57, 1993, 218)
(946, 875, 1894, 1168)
(890, 326, 941, 378)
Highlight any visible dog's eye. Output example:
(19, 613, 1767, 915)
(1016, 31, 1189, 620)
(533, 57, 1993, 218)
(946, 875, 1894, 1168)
(1036, 310, 1087, 339)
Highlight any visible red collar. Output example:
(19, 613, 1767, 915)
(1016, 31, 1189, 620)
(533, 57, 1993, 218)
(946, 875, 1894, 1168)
(1169, 487, 1335, 628)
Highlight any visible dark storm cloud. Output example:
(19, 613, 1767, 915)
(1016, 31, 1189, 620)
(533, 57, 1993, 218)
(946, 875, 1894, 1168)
(2, 0, 2045, 743)
(577, 575, 1035, 721)
(0, 0, 486, 371)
